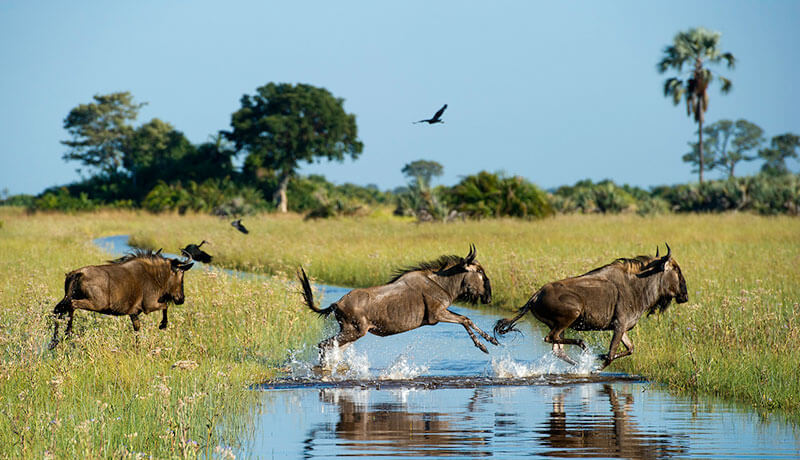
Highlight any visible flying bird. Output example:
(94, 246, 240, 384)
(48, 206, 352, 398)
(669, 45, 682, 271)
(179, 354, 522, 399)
(231, 219, 249, 234)
(414, 104, 447, 124)
(180, 240, 212, 264)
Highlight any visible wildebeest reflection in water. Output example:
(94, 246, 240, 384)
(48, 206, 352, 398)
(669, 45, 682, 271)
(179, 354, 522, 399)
(305, 388, 492, 457)
(538, 385, 686, 459)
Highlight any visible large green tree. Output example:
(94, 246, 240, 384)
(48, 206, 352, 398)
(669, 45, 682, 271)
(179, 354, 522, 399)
(122, 118, 195, 196)
(61, 92, 145, 177)
(226, 83, 363, 212)
(759, 133, 800, 176)
(401, 159, 444, 187)
(659, 27, 735, 184)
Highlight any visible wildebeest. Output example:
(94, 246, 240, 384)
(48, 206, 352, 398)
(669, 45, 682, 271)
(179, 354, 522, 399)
(297, 245, 496, 365)
(49, 249, 194, 348)
(494, 244, 688, 369)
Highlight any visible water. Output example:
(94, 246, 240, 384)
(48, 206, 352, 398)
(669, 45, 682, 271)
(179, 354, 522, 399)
(95, 236, 800, 459)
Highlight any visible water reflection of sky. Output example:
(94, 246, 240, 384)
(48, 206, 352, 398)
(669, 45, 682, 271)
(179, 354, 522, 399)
(94, 236, 800, 459)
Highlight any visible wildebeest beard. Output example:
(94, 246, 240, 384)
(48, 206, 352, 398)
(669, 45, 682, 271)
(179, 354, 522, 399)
(647, 294, 672, 316)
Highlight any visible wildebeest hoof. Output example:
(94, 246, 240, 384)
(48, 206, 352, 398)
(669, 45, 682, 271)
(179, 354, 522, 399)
(48, 339, 59, 350)
(487, 336, 499, 346)
(159, 323, 168, 330)
(477, 343, 489, 354)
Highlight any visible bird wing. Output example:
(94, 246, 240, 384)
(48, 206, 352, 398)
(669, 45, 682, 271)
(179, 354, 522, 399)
(432, 104, 447, 120)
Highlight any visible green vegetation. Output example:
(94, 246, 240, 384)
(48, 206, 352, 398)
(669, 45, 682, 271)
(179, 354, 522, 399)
(127, 211, 800, 421)
(0, 209, 323, 458)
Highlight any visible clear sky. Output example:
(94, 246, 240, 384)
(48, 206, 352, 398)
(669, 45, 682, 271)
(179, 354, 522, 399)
(1, 1, 798, 195)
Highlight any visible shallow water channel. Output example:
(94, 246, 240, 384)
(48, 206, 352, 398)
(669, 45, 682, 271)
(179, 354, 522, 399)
(96, 236, 800, 459)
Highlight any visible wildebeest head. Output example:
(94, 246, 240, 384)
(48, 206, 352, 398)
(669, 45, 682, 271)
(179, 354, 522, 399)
(452, 244, 492, 305)
(637, 243, 688, 311)
(165, 257, 194, 305)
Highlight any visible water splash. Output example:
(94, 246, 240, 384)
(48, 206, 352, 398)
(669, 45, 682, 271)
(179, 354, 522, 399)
(491, 346, 601, 378)
(379, 354, 429, 380)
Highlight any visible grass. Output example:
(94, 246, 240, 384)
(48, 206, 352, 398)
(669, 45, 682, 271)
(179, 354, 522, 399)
(126, 211, 800, 420)
(0, 209, 324, 458)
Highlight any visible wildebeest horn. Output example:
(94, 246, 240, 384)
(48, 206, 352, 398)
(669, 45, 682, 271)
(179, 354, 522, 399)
(156, 248, 163, 256)
(663, 242, 671, 261)
(655, 246, 659, 258)
(465, 244, 477, 264)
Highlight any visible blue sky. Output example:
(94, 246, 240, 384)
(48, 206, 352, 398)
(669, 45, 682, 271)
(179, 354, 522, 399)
(1, 1, 798, 195)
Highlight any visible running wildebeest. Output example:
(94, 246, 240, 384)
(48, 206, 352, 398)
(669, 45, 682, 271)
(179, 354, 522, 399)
(494, 244, 688, 369)
(49, 249, 194, 349)
(181, 240, 212, 263)
(297, 245, 496, 365)
(414, 104, 447, 124)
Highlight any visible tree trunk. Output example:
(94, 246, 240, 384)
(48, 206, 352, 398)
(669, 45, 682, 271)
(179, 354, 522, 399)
(698, 117, 704, 184)
(275, 174, 290, 213)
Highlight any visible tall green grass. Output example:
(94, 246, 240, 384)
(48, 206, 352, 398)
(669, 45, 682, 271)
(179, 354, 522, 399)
(0, 209, 323, 458)
(128, 211, 800, 420)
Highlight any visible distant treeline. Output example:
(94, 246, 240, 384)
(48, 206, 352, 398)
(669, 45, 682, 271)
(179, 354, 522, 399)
(3, 170, 799, 218)
(2, 85, 799, 219)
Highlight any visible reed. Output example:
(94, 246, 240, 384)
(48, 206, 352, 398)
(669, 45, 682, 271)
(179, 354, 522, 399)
(0, 209, 323, 458)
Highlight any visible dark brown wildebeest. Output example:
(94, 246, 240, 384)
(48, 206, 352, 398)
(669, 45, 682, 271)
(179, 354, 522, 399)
(49, 249, 194, 348)
(297, 245, 496, 364)
(494, 244, 688, 369)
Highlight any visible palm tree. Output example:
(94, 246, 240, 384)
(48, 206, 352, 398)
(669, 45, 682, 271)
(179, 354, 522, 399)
(658, 27, 735, 184)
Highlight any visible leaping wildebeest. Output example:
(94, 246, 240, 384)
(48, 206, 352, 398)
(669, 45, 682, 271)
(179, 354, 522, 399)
(297, 245, 496, 365)
(494, 244, 688, 369)
(49, 249, 194, 349)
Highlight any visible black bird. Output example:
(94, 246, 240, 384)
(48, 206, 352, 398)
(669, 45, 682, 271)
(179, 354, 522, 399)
(414, 104, 447, 124)
(231, 219, 249, 234)
(181, 240, 212, 263)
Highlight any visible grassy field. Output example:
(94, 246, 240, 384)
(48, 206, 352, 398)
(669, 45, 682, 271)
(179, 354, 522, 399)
(126, 211, 800, 420)
(0, 209, 324, 458)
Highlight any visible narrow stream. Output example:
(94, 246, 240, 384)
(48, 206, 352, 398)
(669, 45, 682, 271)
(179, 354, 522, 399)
(95, 235, 800, 459)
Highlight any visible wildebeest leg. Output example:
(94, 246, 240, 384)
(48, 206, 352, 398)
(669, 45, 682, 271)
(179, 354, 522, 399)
(130, 314, 141, 332)
(600, 327, 627, 369)
(319, 322, 366, 366)
(64, 309, 76, 337)
(544, 327, 587, 365)
(159, 309, 168, 329)
(433, 309, 496, 354)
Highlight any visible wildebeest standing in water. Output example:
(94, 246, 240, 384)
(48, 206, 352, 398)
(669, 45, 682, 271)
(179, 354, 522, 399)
(298, 245, 497, 365)
(49, 249, 194, 348)
(494, 244, 688, 369)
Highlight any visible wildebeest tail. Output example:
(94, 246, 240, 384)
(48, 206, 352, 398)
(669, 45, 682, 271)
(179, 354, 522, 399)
(53, 271, 82, 316)
(493, 289, 541, 336)
(297, 267, 335, 317)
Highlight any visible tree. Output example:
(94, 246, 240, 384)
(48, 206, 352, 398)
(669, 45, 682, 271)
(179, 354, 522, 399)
(401, 159, 444, 187)
(719, 119, 763, 178)
(225, 83, 363, 212)
(684, 119, 764, 179)
(122, 118, 195, 196)
(759, 133, 800, 176)
(658, 27, 735, 184)
(62, 92, 145, 177)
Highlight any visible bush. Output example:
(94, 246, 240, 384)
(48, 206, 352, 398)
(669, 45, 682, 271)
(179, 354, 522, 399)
(447, 171, 553, 219)
(552, 179, 636, 214)
(142, 178, 268, 214)
(32, 188, 97, 212)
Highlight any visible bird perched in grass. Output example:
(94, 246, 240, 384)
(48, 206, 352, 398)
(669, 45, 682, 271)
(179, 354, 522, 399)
(414, 104, 447, 124)
(180, 240, 212, 263)
(231, 219, 249, 234)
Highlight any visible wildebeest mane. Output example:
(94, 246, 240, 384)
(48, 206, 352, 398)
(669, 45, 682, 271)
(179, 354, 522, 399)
(109, 248, 165, 264)
(581, 255, 654, 277)
(388, 254, 464, 283)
